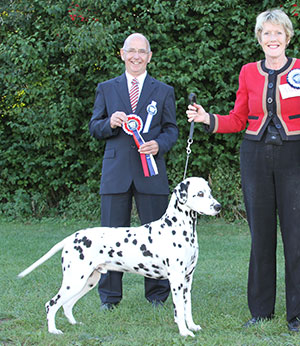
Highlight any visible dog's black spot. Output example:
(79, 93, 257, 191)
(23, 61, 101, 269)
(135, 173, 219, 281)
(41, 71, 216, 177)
(81, 275, 84, 279)
(126, 229, 130, 232)
(173, 242, 176, 247)
(133, 267, 139, 271)
(166, 258, 170, 266)
(132, 239, 137, 245)
(148, 236, 153, 244)
(108, 249, 115, 257)
(178, 244, 182, 248)
(172, 230, 176, 235)
(145, 274, 153, 278)
(117, 251, 123, 257)
(74, 246, 83, 253)
(89, 261, 92, 265)
(82, 236, 92, 248)
(160, 224, 165, 229)
(185, 237, 189, 242)
(67, 286, 70, 290)
(180, 261, 183, 266)
(145, 224, 150, 228)
(65, 250, 68, 253)
(183, 231, 187, 236)
(143, 250, 153, 257)
(63, 267, 66, 271)
(61, 257, 64, 264)
(154, 270, 161, 275)
(99, 249, 103, 254)
(163, 260, 166, 265)
(138, 263, 145, 268)
(116, 242, 121, 247)
(50, 299, 56, 306)
(124, 238, 129, 243)
(172, 216, 177, 223)
(89, 284, 94, 288)
(165, 218, 172, 227)
(127, 233, 132, 238)
(80, 254, 84, 260)
(152, 264, 159, 269)
(116, 261, 122, 266)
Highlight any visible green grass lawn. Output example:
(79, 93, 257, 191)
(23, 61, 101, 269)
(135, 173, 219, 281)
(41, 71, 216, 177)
(0, 218, 298, 345)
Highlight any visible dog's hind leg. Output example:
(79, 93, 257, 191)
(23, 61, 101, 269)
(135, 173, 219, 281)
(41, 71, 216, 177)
(168, 274, 195, 337)
(45, 277, 91, 334)
(183, 269, 201, 332)
(62, 270, 101, 325)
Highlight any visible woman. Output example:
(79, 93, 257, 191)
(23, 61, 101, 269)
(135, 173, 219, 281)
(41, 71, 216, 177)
(187, 9, 300, 332)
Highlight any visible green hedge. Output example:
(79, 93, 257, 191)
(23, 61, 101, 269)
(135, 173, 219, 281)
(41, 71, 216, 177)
(1, 0, 299, 220)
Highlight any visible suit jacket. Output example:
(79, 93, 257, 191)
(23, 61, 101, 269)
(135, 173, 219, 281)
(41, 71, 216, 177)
(208, 58, 300, 141)
(89, 73, 178, 195)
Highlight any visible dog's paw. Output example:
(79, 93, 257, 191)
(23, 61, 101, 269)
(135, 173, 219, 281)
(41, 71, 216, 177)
(179, 328, 195, 338)
(49, 328, 63, 335)
(187, 322, 201, 332)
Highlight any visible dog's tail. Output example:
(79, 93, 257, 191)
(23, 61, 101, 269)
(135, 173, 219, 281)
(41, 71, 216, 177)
(18, 237, 68, 278)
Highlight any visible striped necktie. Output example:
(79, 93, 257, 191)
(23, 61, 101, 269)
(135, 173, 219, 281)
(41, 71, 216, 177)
(129, 78, 139, 113)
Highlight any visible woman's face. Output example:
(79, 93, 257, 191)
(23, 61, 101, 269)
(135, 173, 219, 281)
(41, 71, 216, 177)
(259, 22, 288, 61)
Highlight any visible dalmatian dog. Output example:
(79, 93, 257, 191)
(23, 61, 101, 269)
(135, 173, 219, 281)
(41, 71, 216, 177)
(18, 177, 221, 337)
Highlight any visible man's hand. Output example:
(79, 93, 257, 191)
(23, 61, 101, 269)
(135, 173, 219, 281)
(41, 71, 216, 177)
(139, 140, 159, 155)
(110, 111, 127, 129)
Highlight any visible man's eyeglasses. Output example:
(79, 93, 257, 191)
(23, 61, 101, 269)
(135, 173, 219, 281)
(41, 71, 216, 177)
(124, 48, 149, 56)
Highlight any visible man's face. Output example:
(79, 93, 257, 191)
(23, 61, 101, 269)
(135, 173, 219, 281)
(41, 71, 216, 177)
(120, 36, 152, 77)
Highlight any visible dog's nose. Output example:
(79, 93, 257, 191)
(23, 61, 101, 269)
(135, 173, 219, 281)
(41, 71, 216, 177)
(214, 204, 221, 212)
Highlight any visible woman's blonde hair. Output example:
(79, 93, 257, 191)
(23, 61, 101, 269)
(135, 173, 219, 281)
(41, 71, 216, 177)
(255, 9, 294, 43)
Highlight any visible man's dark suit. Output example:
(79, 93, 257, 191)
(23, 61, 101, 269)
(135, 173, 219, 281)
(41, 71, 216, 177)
(89, 72, 178, 304)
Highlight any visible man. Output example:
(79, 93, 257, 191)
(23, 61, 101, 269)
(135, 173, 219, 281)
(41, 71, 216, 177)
(89, 33, 178, 310)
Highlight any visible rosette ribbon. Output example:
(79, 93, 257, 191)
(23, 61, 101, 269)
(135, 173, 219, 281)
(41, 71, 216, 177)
(123, 115, 158, 177)
(287, 69, 300, 89)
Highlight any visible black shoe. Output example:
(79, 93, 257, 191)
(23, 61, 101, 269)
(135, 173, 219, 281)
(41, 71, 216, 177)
(100, 303, 118, 311)
(243, 316, 272, 328)
(288, 318, 300, 332)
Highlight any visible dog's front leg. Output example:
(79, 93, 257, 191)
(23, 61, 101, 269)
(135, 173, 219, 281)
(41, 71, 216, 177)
(183, 269, 201, 332)
(168, 274, 195, 337)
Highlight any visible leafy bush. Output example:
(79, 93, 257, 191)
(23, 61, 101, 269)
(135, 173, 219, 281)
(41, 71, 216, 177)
(0, 0, 299, 220)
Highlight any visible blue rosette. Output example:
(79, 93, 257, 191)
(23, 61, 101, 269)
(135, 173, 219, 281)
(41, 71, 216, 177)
(287, 68, 300, 89)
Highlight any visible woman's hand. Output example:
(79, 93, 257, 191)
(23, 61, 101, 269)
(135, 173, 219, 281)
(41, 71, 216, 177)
(186, 103, 210, 125)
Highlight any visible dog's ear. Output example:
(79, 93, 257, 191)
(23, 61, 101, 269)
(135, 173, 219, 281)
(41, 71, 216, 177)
(174, 181, 190, 204)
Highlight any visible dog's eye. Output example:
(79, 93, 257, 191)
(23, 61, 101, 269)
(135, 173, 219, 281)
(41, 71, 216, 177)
(197, 191, 204, 197)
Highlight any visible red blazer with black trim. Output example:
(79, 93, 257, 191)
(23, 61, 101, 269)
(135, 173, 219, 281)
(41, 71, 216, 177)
(210, 58, 300, 141)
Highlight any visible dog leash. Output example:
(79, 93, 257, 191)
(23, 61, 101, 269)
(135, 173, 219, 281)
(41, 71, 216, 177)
(183, 93, 197, 180)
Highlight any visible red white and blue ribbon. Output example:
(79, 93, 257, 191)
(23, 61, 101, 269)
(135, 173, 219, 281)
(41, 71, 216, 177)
(123, 115, 158, 177)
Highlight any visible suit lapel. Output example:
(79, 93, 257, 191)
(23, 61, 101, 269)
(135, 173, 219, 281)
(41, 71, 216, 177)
(115, 73, 132, 114)
(136, 74, 156, 115)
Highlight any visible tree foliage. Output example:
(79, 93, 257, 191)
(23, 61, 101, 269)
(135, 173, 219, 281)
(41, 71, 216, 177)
(1, 0, 299, 220)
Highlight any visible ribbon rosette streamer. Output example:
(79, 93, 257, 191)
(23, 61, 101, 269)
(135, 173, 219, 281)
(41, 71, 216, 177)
(123, 115, 158, 177)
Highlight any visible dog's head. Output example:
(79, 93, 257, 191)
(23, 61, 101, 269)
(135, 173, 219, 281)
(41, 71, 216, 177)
(174, 177, 221, 216)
